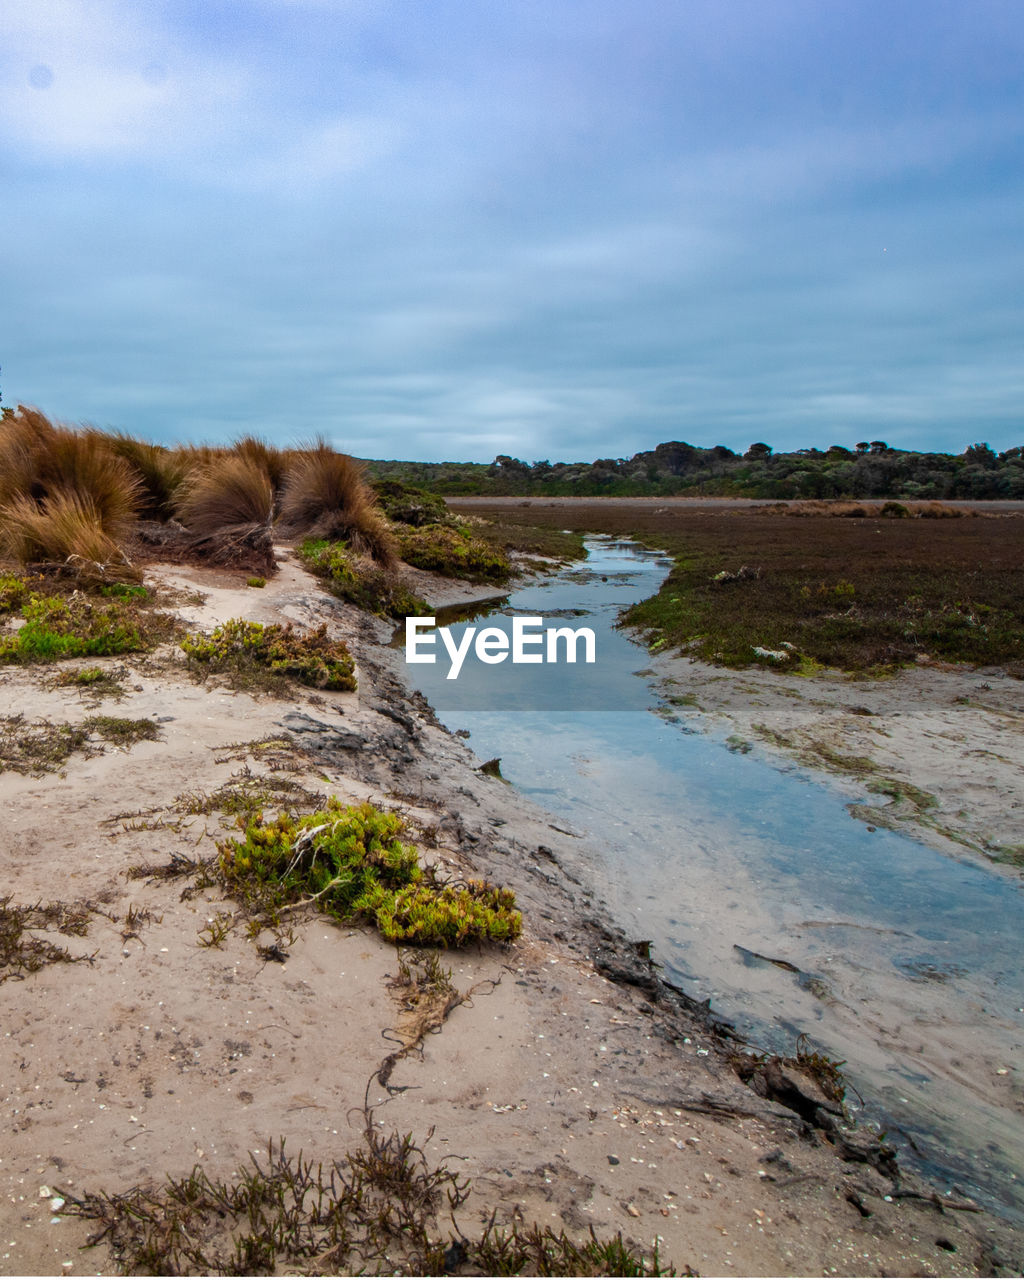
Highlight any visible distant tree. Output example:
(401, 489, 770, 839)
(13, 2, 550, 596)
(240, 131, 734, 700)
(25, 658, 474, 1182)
(653, 441, 699, 475)
(743, 442, 772, 461)
(869, 440, 889, 454)
(855, 442, 870, 454)
(963, 442, 997, 467)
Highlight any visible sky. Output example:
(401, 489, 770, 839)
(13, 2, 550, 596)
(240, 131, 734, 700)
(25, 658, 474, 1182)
(2, 1, 1023, 463)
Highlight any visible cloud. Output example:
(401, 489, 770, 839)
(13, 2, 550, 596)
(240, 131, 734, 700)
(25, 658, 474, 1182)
(2, 0, 1022, 458)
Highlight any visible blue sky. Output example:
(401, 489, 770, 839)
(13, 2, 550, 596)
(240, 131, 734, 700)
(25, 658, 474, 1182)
(2, 0, 1022, 462)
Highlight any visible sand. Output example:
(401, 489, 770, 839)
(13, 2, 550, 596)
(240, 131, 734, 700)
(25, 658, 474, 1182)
(1, 550, 1021, 1276)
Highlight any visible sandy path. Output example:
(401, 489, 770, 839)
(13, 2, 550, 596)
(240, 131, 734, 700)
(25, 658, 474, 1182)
(0, 553, 1020, 1275)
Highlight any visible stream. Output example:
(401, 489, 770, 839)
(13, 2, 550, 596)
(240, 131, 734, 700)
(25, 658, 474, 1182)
(398, 536, 1024, 1221)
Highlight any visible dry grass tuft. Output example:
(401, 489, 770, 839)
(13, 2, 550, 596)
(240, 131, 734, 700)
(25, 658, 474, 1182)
(0, 407, 141, 525)
(175, 454, 276, 572)
(0, 408, 143, 579)
(109, 433, 189, 520)
(233, 434, 287, 496)
(280, 441, 396, 567)
(0, 491, 137, 581)
(177, 454, 274, 533)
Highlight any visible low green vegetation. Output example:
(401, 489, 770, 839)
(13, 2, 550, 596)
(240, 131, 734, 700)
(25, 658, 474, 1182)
(62, 1128, 673, 1276)
(395, 523, 511, 582)
(218, 798, 521, 946)
(474, 519, 586, 564)
(372, 479, 454, 527)
(0, 590, 174, 663)
(453, 500, 1024, 673)
(176, 770, 326, 823)
(299, 539, 426, 617)
(623, 551, 1024, 673)
(181, 618, 356, 692)
(0, 572, 34, 613)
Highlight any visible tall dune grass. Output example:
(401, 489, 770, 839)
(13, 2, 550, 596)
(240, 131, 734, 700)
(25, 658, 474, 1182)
(233, 435, 287, 498)
(109, 433, 190, 520)
(280, 441, 396, 567)
(0, 408, 142, 578)
(175, 453, 276, 572)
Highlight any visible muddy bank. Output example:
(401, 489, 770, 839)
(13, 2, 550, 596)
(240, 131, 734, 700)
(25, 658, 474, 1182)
(0, 551, 1021, 1275)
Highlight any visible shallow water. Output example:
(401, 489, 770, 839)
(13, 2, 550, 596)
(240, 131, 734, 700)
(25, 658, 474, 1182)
(399, 537, 1024, 1220)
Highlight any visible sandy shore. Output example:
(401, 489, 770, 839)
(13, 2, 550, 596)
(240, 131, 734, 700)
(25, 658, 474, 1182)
(1, 551, 1021, 1276)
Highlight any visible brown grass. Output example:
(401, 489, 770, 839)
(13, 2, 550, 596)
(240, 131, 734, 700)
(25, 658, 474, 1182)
(0, 491, 138, 580)
(0, 408, 141, 528)
(0, 408, 143, 577)
(233, 435, 288, 496)
(175, 454, 276, 573)
(280, 442, 396, 567)
(109, 433, 189, 520)
(779, 499, 969, 519)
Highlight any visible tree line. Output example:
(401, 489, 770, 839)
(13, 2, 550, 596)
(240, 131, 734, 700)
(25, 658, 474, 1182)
(367, 439, 1024, 500)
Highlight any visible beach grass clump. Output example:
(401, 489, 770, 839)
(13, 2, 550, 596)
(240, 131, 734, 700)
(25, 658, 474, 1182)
(232, 434, 288, 496)
(218, 798, 521, 946)
(61, 1130, 672, 1276)
(85, 715, 161, 748)
(181, 618, 356, 691)
(49, 665, 128, 700)
(0, 408, 143, 580)
(395, 523, 511, 582)
(299, 538, 427, 617)
(280, 442, 397, 568)
(0, 714, 159, 775)
(0, 592, 173, 663)
(108, 432, 190, 521)
(175, 453, 277, 573)
(176, 770, 325, 823)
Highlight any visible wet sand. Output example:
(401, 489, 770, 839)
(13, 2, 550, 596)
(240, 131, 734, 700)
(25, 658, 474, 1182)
(1, 550, 1021, 1275)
